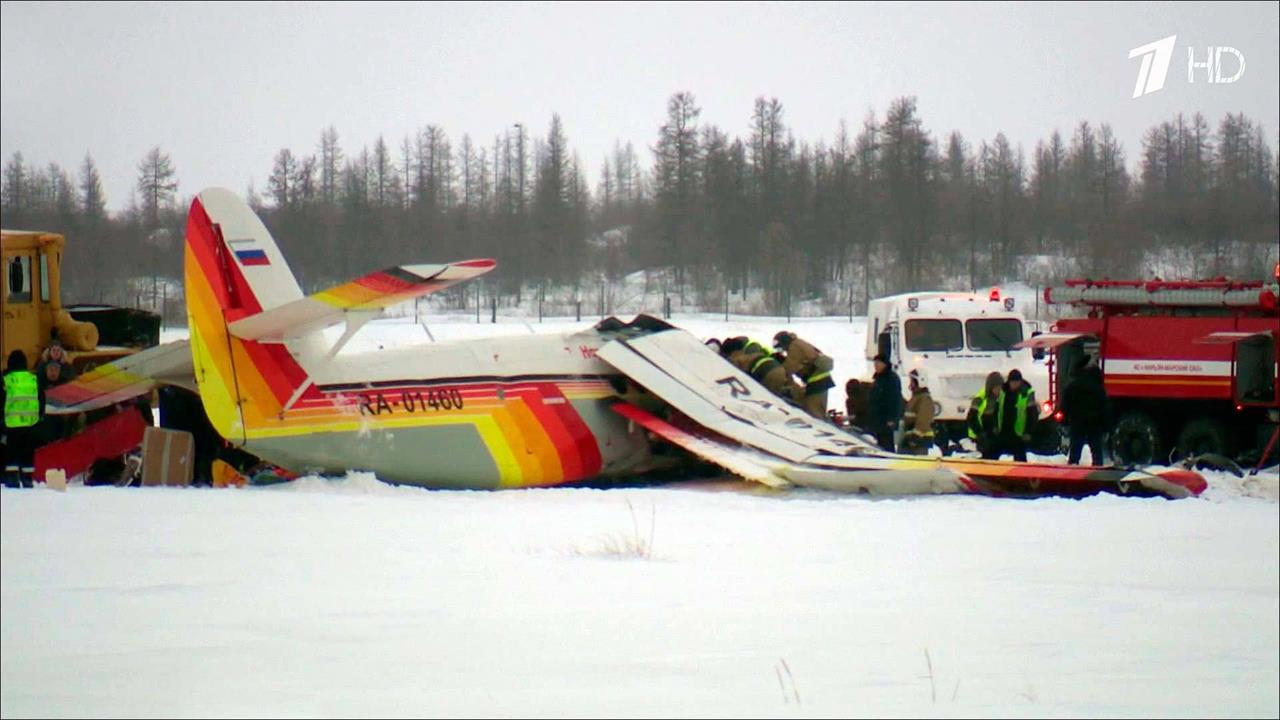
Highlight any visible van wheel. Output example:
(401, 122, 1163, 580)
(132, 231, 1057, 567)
(1174, 418, 1230, 460)
(1111, 412, 1161, 466)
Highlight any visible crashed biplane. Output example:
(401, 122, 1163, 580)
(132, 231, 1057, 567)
(48, 188, 1206, 499)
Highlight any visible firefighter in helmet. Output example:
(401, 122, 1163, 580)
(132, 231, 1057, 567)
(773, 331, 835, 421)
(900, 369, 936, 455)
(720, 337, 800, 403)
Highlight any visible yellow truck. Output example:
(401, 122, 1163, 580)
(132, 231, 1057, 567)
(2, 229, 160, 372)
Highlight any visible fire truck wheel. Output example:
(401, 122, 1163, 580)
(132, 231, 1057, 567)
(1174, 418, 1230, 460)
(1111, 412, 1162, 466)
(1030, 420, 1068, 456)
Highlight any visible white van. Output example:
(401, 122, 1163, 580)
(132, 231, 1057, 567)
(865, 289, 1051, 452)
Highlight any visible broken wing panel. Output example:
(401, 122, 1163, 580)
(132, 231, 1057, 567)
(600, 339, 822, 463)
(600, 329, 878, 460)
(611, 401, 790, 487)
(46, 340, 195, 415)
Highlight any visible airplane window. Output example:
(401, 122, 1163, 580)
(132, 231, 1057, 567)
(7, 255, 32, 303)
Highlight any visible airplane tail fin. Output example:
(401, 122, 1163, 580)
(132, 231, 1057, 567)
(184, 188, 499, 447)
(184, 188, 316, 445)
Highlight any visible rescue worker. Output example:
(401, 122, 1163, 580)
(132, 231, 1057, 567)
(900, 369, 936, 455)
(966, 371, 1003, 455)
(844, 379, 871, 431)
(773, 331, 835, 420)
(983, 368, 1037, 462)
(1061, 355, 1109, 465)
(2, 350, 45, 488)
(721, 337, 800, 403)
(867, 353, 903, 452)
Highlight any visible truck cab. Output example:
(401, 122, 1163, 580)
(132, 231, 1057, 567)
(865, 288, 1054, 452)
(2, 229, 160, 373)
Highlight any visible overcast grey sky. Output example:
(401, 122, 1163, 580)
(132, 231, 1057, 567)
(2, 1, 1277, 213)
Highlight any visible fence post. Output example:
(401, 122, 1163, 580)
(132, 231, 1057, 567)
(476, 284, 481, 323)
(663, 296, 671, 320)
(491, 295, 497, 324)
(575, 299, 581, 322)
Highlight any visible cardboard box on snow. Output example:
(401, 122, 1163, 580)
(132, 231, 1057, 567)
(141, 427, 194, 487)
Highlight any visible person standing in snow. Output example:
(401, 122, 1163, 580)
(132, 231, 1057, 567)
(867, 354, 903, 452)
(844, 379, 871, 431)
(900, 370, 936, 455)
(966, 371, 1004, 455)
(3, 350, 45, 488)
(983, 368, 1037, 462)
(1062, 355, 1109, 465)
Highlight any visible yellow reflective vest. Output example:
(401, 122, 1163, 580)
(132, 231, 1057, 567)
(4, 371, 40, 429)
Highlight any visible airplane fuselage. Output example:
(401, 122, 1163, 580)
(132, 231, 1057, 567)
(237, 328, 655, 488)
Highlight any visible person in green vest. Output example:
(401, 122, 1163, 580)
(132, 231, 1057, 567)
(966, 371, 1004, 455)
(982, 368, 1038, 462)
(719, 337, 801, 404)
(2, 350, 46, 488)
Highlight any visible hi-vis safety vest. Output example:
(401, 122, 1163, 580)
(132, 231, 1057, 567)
(742, 339, 781, 380)
(749, 354, 778, 378)
(997, 386, 1032, 437)
(4, 371, 40, 429)
(969, 390, 991, 439)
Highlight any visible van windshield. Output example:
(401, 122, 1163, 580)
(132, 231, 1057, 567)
(966, 318, 1024, 351)
(904, 319, 963, 352)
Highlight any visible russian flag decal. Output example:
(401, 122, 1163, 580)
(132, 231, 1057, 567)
(235, 249, 270, 266)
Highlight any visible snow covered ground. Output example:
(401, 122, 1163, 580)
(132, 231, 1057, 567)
(3, 316, 1277, 718)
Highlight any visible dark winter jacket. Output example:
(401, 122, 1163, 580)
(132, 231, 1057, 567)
(868, 368, 904, 431)
(996, 382, 1037, 440)
(845, 381, 871, 429)
(1061, 365, 1109, 434)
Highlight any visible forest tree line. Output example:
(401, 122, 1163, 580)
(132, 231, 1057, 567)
(2, 93, 1277, 315)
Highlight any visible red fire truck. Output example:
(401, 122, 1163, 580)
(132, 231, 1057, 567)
(1024, 271, 1279, 467)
